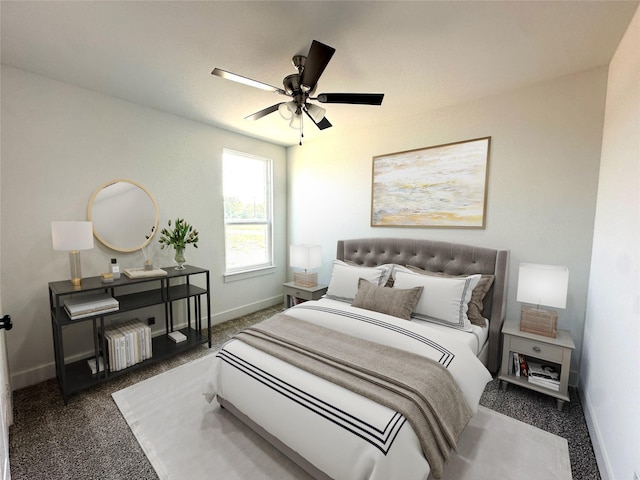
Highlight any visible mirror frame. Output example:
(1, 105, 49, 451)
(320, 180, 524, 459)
(87, 178, 160, 253)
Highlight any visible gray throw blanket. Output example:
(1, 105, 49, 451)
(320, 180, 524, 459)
(234, 313, 472, 479)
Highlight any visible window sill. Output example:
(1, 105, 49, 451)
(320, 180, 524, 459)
(223, 266, 276, 283)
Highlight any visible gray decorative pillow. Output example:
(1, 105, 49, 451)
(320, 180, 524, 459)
(351, 278, 423, 320)
(404, 265, 494, 326)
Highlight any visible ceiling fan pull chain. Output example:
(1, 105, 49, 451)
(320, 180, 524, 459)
(299, 113, 304, 145)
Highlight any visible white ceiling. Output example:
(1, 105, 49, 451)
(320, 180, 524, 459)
(1, 1, 637, 147)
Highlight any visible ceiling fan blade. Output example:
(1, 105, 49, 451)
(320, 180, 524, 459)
(315, 116, 333, 130)
(300, 40, 335, 91)
(316, 93, 384, 105)
(245, 103, 284, 121)
(303, 108, 332, 130)
(212, 68, 287, 95)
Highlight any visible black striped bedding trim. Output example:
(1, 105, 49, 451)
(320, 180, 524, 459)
(217, 348, 406, 454)
(294, 304, 456, 367)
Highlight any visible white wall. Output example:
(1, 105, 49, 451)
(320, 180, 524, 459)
(0, 66, 287, 389)
(288, 68, 608, 382)
(581, 5, 640, 480)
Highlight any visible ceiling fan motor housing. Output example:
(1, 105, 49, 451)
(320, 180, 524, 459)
(283, 74, 301, 96)
(292, 55, 306, 73)
(283, 73, 310, 112)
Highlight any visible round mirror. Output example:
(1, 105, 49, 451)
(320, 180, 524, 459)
(88, 179, 160, 253)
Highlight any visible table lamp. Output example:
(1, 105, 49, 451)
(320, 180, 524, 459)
(290, 244, 322, 288)
(52, 221, 94, 286)
(516, 263, 569, 338)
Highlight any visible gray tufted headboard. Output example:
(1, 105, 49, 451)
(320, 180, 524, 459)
(336, 238, 509, 373)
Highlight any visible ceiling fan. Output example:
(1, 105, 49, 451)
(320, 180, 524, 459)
(211, 40, 384, 144)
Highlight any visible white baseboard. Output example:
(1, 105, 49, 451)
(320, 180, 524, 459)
(579, 384, 610, 480)
(210, 295, 282, 325)
(11, 295, 283, 391)
(11, 364, 56, 391)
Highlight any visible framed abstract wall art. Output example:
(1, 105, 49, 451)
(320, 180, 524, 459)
(371, 136, 491, 228)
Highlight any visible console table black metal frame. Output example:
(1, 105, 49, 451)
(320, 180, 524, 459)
(48, 265, 211, 404)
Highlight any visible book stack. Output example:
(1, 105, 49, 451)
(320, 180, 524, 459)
(101, 319, 152, 372)
(527, 361, 560, 390)
(64, 293, 119, 320)
(123, 268, 168, 279)
(512, 351, 527, 378)
(512, 353, 560, 391)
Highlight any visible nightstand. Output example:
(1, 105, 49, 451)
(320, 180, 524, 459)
(498, 318, 575, 411)
(283, 281, 328, 308)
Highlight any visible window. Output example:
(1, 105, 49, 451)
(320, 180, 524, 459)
(222, 149, 273, 275)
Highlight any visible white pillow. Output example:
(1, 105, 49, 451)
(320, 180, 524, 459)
(393, 270, 481, 331)
(325, 260, 393, 302)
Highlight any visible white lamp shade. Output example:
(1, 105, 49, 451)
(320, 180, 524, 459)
(52, 221, 94, 251)
(517, 263, 569, 309)
(290, 244, 322, 271)
(306, 104, 326, 123)
(278, 101, 296, 120)
(289, 112, 303, 130)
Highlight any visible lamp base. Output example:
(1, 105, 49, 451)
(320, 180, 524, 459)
(520, 305, 558, 338)
(293, 272, 318, 288)
(69, 250, 83, 287)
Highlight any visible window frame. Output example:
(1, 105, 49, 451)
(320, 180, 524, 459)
(222, 149, 274, 280)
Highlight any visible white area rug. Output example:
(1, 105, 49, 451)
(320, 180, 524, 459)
(112, 355, 572, 480)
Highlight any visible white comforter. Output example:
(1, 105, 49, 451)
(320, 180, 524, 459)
(202, 299, 492, 480)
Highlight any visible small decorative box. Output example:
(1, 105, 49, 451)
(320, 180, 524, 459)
(101, 273, 114, 284)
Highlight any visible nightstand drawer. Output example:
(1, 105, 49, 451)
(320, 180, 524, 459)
(288, 288, 308, 298)
(510, 337, 563, 363)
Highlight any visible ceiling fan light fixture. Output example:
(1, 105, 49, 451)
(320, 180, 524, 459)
(305, 103, 326, 123)
(289, 112, 303, 129)
(278, 101, 296, 120)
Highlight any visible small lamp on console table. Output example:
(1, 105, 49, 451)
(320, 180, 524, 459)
(516, 263, 569, 338)
(290, 244, 322, 288)
(51, 221, 94, 287)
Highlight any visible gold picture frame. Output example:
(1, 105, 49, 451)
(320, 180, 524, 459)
(371, 136, 491, 228)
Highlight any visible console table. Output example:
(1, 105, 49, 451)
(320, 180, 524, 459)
(48, 265, 211, 404)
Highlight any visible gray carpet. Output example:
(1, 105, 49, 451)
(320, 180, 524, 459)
(9, 305, 600, 479)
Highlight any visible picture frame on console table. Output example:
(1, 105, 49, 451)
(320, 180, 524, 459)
(371, 136, 491, 228)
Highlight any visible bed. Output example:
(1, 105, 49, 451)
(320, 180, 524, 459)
(203, 238, 509, 480)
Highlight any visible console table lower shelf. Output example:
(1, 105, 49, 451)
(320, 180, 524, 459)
(63, 328, 208, 397)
